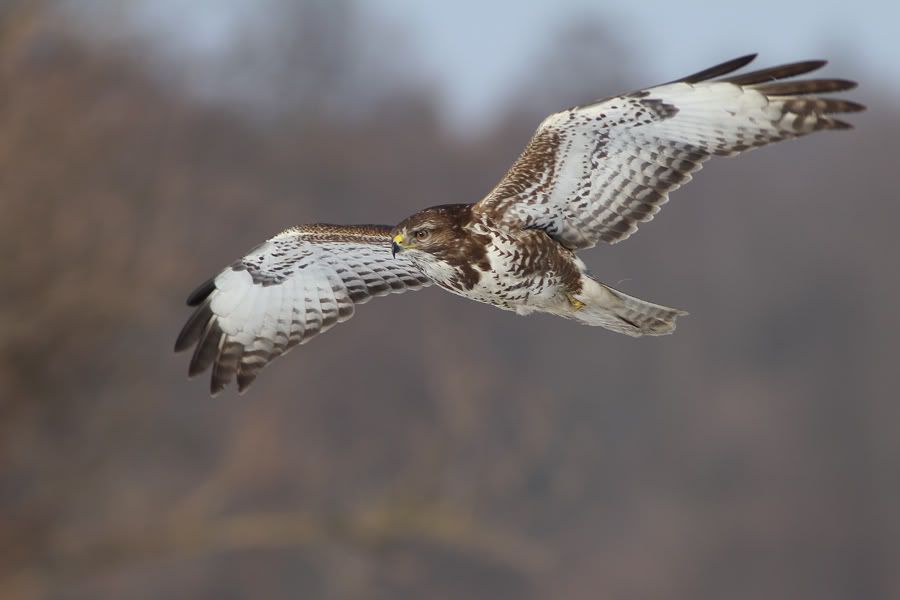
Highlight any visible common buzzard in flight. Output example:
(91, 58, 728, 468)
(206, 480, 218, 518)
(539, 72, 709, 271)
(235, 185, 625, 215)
(176, 55, 863, 395)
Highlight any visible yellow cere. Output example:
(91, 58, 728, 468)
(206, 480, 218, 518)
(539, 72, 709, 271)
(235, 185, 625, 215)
(393, 233, 405, 244)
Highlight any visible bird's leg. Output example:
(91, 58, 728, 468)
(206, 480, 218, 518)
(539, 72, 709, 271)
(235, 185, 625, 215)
(566, 292, 586, 311)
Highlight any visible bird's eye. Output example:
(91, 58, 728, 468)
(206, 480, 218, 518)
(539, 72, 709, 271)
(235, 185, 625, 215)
(415, 229, 431, 241)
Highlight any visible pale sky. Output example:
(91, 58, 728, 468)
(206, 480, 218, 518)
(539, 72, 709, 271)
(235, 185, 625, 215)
(366, 0, 898, 122)
(66, 0, 899, 128)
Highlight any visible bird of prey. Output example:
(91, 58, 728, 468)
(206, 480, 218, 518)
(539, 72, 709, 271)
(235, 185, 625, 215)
(175, 54, 863, 395)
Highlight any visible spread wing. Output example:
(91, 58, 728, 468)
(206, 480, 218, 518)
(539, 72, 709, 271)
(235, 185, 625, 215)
(474, 54, 865, 249)
(174, 225, 432, 395)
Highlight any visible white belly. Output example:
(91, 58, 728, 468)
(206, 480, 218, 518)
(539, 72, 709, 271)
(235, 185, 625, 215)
(407, 219, 588, 316)
(418, 243, 575, 314)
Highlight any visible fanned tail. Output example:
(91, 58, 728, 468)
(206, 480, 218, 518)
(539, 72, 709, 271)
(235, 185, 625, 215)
(572, 276, 688, 337)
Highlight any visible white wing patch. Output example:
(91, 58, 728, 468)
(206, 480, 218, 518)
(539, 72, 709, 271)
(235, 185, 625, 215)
(175, 225, 431, 395)
(475, 55, 863, 249)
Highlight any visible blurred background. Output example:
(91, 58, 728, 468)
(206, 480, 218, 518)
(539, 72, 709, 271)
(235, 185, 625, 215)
(2, 0, 899, 598)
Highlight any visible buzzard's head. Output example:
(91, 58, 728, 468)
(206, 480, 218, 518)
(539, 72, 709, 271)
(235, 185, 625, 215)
(390, 204, 470, 260)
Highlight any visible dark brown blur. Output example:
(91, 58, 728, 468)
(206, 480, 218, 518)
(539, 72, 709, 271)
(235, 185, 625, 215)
(2, 2, 898, 599)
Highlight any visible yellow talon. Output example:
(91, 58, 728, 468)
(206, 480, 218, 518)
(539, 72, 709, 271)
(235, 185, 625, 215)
(567, 293, 586, 311)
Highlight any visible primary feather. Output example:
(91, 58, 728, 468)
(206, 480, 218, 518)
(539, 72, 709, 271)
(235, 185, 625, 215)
(474, 54, 863, 248)
(175, 225, 431, 395)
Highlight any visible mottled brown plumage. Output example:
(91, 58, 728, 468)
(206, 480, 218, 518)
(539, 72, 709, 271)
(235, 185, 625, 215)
(177, 54, 863, 395)
(392, 204, 585, 305)
(393, 205, 490, 291)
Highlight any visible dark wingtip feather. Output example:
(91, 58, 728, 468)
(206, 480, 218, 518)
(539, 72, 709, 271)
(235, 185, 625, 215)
(754, 78, 858, 96)
(188, 318, 223, 378)
(832, 99, 866, 113)
(174, 301, 213, 352)
(823, 79, 858, 92)
(237, 369, 258, 394)
(826, 119, 853, 130)
(723, 60, 827, 85)
(676, 54, 757, 84)
(186, 277, 216, 307)
(210, 341, 241, 396)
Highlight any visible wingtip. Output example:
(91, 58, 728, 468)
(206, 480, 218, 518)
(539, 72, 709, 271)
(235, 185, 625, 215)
(175, 301, 214, 353)
(188, 318, 222, 378)
(781, 59, 828, 72)
(827, 119, 854, 130)
(724, 58, 831, 85)
(174, 328, 198, 354)
(187, 361, 208, 379)
(675, 53, 758, 84)
(826, 79, 858, 93)
(840, 99, 866, 113)
(722, 53, 759, 69)
(186, 277, 216, 306)
(236, 371, 257, 394)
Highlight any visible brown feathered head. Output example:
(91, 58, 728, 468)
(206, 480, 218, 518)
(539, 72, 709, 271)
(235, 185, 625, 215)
(390, 204, 471, 258)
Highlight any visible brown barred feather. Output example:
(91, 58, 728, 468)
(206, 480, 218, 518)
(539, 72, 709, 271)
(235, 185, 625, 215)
(236, 347, 270, 393)
(753, 79, 858, 96)
(189, 318, 223, 378)
(211, 341, 242, 396)
(236, 365, 260, 393)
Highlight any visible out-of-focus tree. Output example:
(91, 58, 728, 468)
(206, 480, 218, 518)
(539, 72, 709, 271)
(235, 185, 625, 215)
(1, 1, 899, 599)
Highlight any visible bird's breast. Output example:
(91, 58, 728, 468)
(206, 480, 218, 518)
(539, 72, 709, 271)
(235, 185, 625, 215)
(418, 222, 583, 312)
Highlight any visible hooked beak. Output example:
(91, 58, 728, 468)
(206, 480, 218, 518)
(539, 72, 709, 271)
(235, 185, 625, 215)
(391, 233, 405, 258)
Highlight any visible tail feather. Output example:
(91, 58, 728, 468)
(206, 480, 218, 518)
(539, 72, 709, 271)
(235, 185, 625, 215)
(607, 286, 687, 336)
(573, 277, 687, 337)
